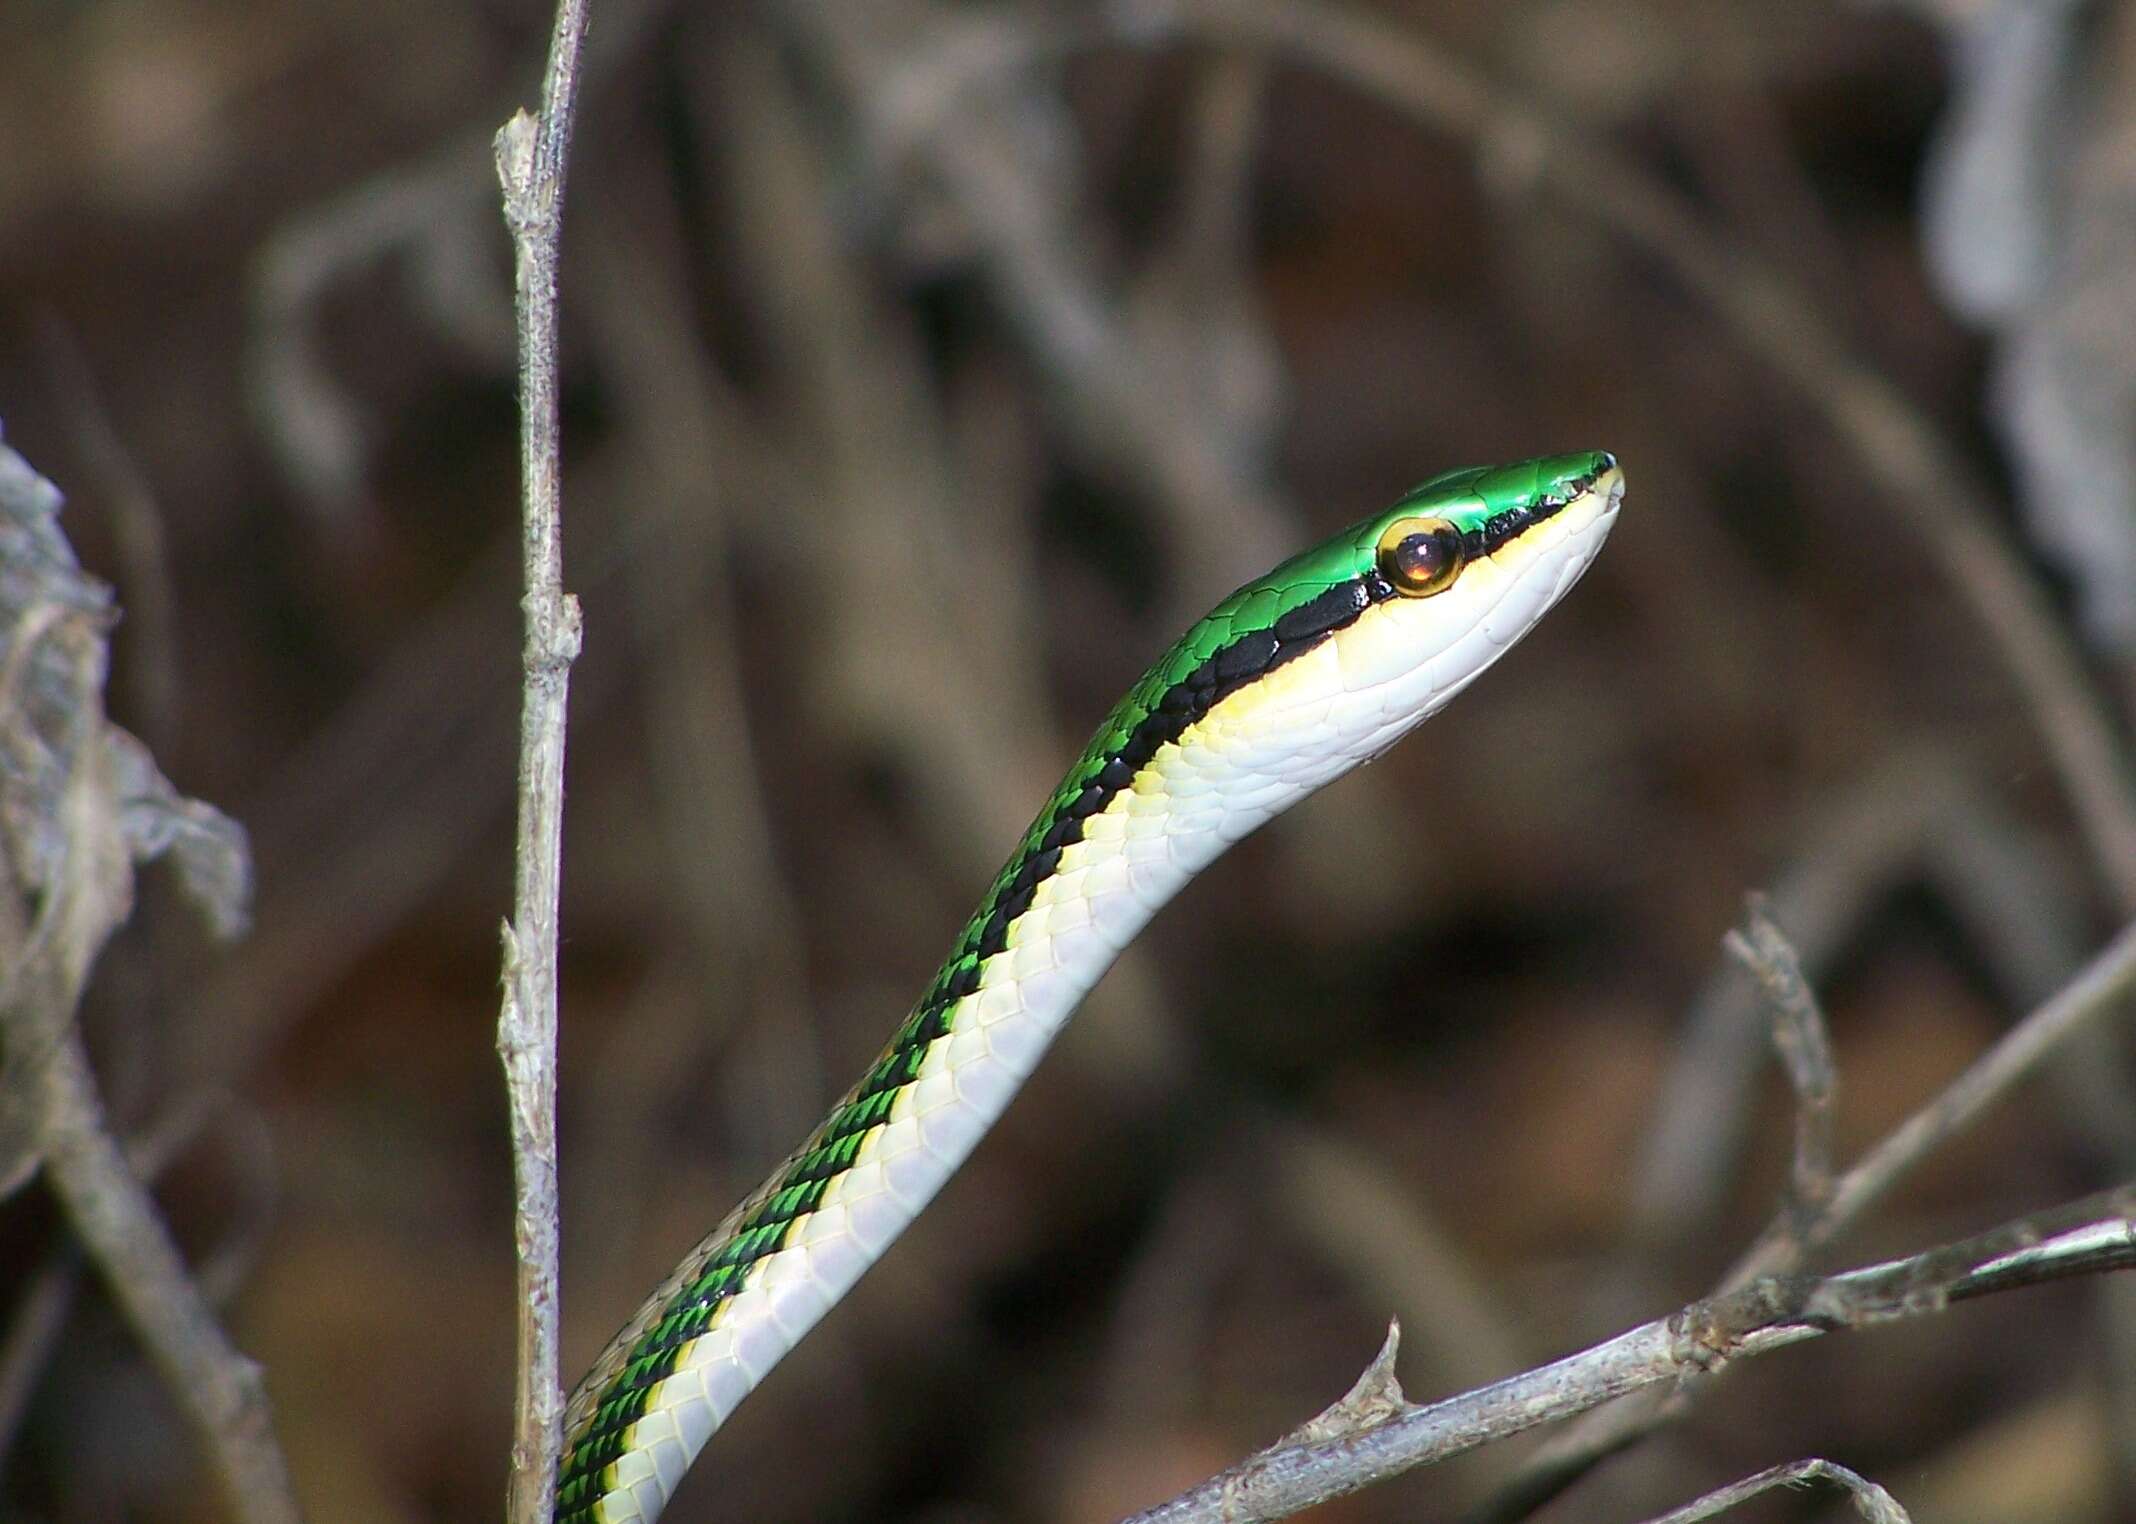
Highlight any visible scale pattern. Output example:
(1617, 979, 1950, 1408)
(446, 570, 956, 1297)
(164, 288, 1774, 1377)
(554, 454, 1621, 1524)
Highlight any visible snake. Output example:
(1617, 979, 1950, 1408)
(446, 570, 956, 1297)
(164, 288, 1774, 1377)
(553, 451, 1625, 1523)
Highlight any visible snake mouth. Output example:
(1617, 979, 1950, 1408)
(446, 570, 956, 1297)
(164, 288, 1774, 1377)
(1462, 457, 1621, 647)
(1466, 453, 1622, 560)
(1538, 459, 1623, 578)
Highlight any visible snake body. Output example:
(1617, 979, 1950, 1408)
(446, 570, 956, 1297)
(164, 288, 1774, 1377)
(556, 452, 1625, 1523)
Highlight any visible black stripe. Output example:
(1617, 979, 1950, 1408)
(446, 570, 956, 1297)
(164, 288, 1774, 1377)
(810, 568, 1391, 1156)
(1273, 579, 1372, 642)
(557, 569, 1390, 1497)
(1468, 462, 1607, 559)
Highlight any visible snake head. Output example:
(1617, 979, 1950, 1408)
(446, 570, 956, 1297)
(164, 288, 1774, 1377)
(1175, 452, 1623, 773)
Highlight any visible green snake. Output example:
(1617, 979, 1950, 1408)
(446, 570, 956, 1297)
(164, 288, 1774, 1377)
(555, 452, 1625, 1522)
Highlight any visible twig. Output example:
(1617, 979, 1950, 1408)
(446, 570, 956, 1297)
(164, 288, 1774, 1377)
(1486, 915, 2136, 1522)
(29, 1035, 300, 1524)
(1630, 749, 2121, 1275)
(1723, 900, 1836, 1225)
(1635, 1458, 1909, 1524)
(1627, 751, 1963, 1263)
(493, 2, 592, 1519)
(1117, 1188, 2136, 1524)
(0, 427, 294, 1520)
(0, 1086, 238, 1467)
(1741, 916, 2136, 1275)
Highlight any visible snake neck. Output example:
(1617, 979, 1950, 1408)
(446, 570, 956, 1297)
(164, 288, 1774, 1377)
(553, 579, 1391, 1524)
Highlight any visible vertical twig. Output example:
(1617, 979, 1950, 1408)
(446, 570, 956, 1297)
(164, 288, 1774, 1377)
(494, 3, 592, 1520)
(1722, 899, 1837, 1226)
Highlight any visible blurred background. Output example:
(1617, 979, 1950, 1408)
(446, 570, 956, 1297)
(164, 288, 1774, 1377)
(3, 0, 2135, 1520)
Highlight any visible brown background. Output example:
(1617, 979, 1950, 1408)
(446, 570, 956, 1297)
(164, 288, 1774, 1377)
(2, 1, 2132, 1521)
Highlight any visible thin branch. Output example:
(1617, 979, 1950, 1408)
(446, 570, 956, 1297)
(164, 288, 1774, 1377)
(1635, 1458, 1909, 1524)
(1118, 1189, 2136, 1524)
(1488, 915, 2136, 1522)
(0, 426, 294, 1520)
(1723, 900, 1837, 1225)
(1628, 751, 1964, 1265)
(494, 2, 593, 1519)
(1628, 748, 2124, 1306)
(0, 1087, 238, 1468)
(29, 1035, 299, 1524)
(1119, 913, 2136, 1524)
(1740, 915, 2136, 1276)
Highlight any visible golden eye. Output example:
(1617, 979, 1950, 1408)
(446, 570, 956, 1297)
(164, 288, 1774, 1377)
(1376, 516, 1466, 597)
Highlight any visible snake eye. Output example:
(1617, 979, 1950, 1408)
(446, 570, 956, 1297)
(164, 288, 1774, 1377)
(1376, 516, 1466, 597)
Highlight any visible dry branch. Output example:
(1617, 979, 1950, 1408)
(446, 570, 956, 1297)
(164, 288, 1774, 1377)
(1741, 916, 2136, 1276)
(1121, 1189, 2136, 1524)
(1630, 749, 2109, 1257)
(494, 1, 592, 1518)
(1723, 902, 1837, 1224)
(1491, 915, 2136, 1520)
(1636, 1458, 1908, 1524)
(1112, 905, 2136, 1523)
(0, 428, 293, 1521)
